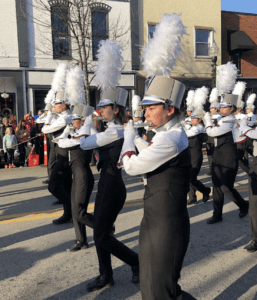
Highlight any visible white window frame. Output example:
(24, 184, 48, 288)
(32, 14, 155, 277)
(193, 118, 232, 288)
(194, 27, 214, 58)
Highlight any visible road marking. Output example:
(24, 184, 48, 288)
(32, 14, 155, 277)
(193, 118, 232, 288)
(0, 184, 249, 225)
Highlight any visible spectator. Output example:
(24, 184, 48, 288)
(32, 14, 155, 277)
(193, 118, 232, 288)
(24, 112, 35, 132)
(34, 110, 43, 120)
(3, 127, 18, 168)
(15, 119, 30, 166)
(31, 122, 44, 164)
(9, 114, 17, 131)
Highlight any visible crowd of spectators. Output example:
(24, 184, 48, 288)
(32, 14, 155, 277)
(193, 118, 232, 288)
(0, 111, 45, 168)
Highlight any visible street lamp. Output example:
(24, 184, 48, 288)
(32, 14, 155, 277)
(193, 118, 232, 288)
(209, 42, 219, 88)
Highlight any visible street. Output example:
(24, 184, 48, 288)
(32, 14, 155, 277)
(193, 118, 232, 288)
(1, 156, 257, 300)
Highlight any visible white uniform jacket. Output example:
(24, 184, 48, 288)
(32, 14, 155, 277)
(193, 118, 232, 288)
(121, 116, 189, 177)
(42, 110, 73, 134)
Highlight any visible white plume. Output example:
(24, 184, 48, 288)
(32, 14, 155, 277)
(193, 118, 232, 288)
(141, 13, 187, 77)
(65, 66, 85, 106)
(132, 95, 141, 112)
(44, 89, 55, 104)
(209, 88, 219, 103)
(51, 63, 69, 92)
(186, 90, 195, 107)
(232, 81, 246, 102)
(217, 61, 238, 94)
(247, 93, 256, 105)
(94, 39, 123, 91)
(193, 86, 209, 109)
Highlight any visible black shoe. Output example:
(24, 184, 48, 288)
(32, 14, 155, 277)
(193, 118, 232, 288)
(206, 171, 212, 176)
(52, 214, 72, 225)
(203, 187, 211, 203)
(52, 200, 63, 205)
(87, 274, 114, 292)
(68, 240, 89, 252)
(42, 179, 49, 184)
(244, 240, 257, 252)
(131, 265, 139, 284)
(187, 199, 198, 205)
(207, 216, 222, 224)
(239, 202, 249, 218)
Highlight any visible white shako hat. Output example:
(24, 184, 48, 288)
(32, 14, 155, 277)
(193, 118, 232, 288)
(98, 87, 128, 108)
(191, 108, 205, 119)
(220, 94, 238, 107)
(141, 76, 185, 109)
(82, 105, 95, 118)
(246, 94, 256, 110)
(52, 91, 70, 105)
(72, 104, 85, 119)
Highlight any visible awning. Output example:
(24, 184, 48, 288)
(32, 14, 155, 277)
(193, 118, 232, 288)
(230, 30, 255, 52)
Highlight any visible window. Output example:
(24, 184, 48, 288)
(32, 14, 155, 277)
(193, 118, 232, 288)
(231, 53, 241, 73)
(50, 3, 71, 59)
(148, 24, 156, 40)
(195, 29, 212, 57)
(91, 7, 109, 60)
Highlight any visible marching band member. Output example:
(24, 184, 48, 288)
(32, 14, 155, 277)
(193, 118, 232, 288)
(206, 88, 221, 176)
(56, 104, 95, 251)
(120, 13, 196, 300)
(246, 93, 257, 125)
(232, 82, 250, 174)
(42, 63, 73, 224)
(183, 87, 211, 205)
(203, 62, 249, 224)
(238, 118, 257, 252)
(36, 90, 57, 185)
(80, 40, 139, 292)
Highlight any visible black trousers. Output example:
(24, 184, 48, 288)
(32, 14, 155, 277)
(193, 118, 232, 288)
(5, 149, 15, 164)
(139, 190, 195, 300)
(18, 143, 26, 164)
(47, 137, 57, 179)
(188, 149, 208, 200)
(212, 163, 248, 218)
(48, 147, 72, 216)
(236, 141, 250, 174)
(94, 173, 139, 276)
(71, 162, 94, 243)
(249, 157, 257, 242)
(206, 142, 214, 171)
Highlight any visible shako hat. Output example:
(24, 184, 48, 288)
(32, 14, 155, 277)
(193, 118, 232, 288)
(98, 87, 128, 108)
(141, 76, 185, 109)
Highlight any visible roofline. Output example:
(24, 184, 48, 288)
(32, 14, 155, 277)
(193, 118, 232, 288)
(222, 10, 257, 17)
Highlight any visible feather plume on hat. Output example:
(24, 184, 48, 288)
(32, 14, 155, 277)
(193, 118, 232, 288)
(232, 81, 246, 109)
(246, 93, 256, 107)
(209, 88, 219, 104)
(194, 86, 209, 109)
(132, 95, 141, 112)
(186, 90, 195, 109)
(65, 66, 85, 107)
(94, 39, 123, 91)
(44, 89, 55, 104)
(217, 62, 238, 95)
(141, 13, 187, 77)
(51, 63, 69, 93)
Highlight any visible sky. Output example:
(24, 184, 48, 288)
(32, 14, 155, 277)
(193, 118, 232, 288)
(221, 0, 257, 14)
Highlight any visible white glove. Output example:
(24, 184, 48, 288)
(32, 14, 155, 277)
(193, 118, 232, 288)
(239, 118, 252, 136)
(203, 112, 212, 127)
(53, 125, 71, 141)
(79, 115, 94, 136)
(122, 120, 136, 153)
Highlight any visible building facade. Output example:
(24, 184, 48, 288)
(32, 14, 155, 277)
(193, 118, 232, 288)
(222, 10, 257, 101)
(0, 0, 140, 121)
(136, 0, 222, 96)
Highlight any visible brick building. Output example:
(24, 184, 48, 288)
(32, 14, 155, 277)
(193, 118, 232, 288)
(222, 11, 257, 101)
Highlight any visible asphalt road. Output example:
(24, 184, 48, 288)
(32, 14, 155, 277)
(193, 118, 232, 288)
(0, 156, 257, 300)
